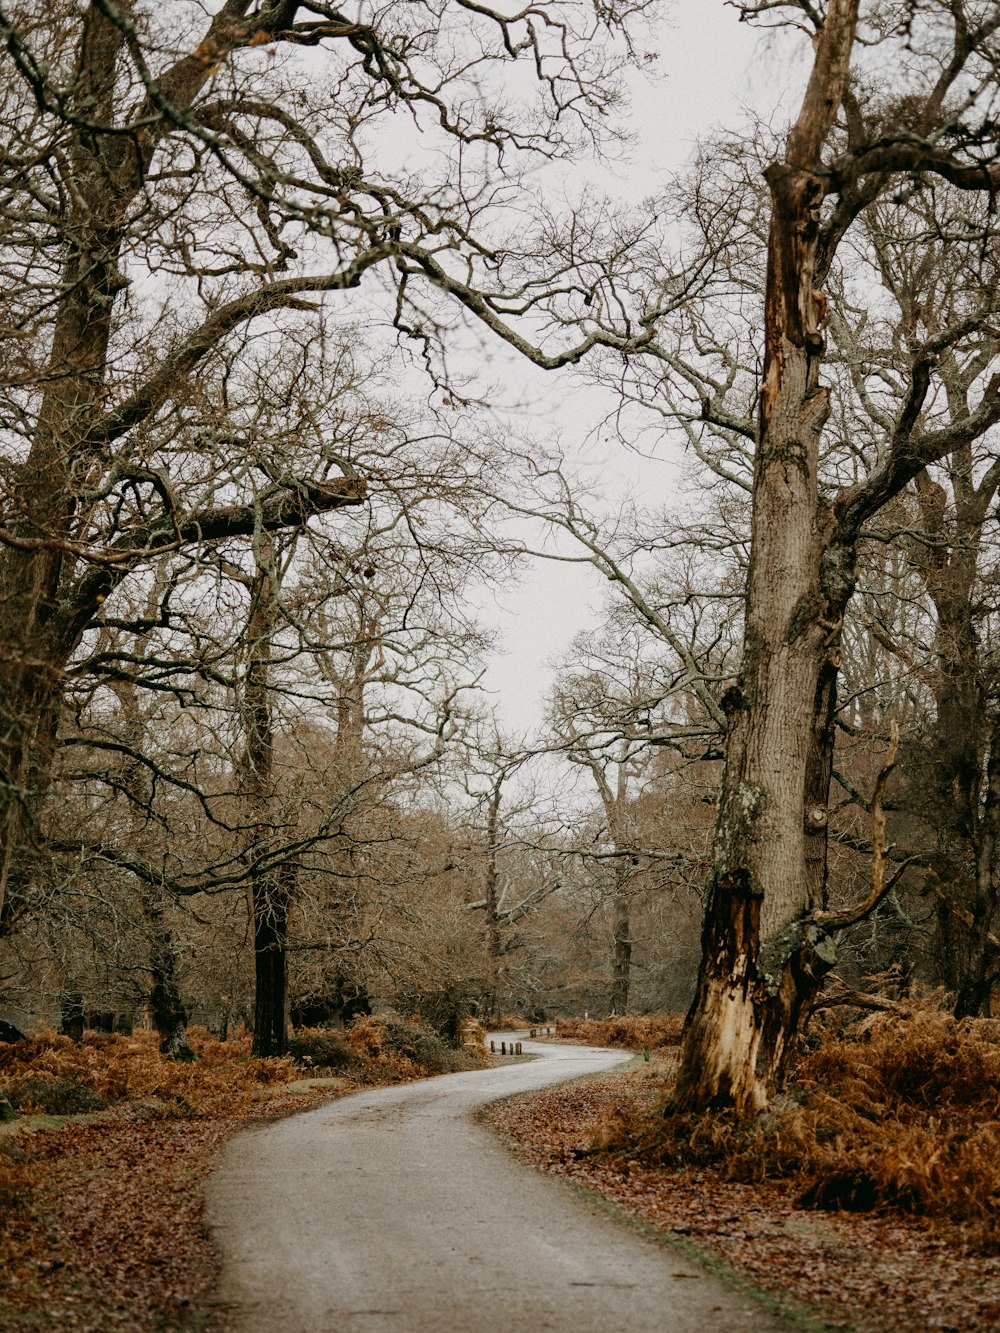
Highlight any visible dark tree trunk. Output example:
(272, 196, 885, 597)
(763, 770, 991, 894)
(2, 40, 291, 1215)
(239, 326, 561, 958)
(241, 540, 294, 1060)
(60, 992, 85, 1043)
(953, 965, 991, 1020)
(954, 709, 1000, 1018)
(910, 464, 1000, 1017)
(252, 876, 290, 1057)
(146, 916, 192, 1059)
(149, 915, 195, 1059)
(608, 890, 631, 1016)
(150, 949, 196, 1061)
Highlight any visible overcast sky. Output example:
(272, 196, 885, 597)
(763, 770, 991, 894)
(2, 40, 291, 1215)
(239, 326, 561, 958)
(476, 1, 803, 737)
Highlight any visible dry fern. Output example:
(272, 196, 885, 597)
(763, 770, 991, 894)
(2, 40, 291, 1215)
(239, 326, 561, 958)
(589, 1000, 1000, 1249)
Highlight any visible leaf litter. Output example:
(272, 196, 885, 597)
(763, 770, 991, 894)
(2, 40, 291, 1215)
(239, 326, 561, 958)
(0, 1019, 489, 1330)
(484, 1011, 1000, 1333)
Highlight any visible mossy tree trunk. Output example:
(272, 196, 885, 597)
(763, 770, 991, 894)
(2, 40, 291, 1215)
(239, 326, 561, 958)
(674, 2, 859, 1116)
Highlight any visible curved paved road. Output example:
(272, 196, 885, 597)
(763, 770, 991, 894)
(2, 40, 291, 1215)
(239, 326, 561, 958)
(205, 1035, 791, 1331)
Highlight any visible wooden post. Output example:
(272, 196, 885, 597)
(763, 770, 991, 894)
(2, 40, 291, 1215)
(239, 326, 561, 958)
(490, 1040, 495, 1052)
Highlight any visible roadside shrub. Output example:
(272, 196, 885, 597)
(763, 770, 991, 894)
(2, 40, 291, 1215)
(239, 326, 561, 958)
(5, 1076, 106, 1115)
(407, 987, 473, 1045)
(347, 1014, 465, 1076)
(591, 1001, 1000, 1247)
(557, 1013, 684, 1051)
(288, 1028, 357, 1071)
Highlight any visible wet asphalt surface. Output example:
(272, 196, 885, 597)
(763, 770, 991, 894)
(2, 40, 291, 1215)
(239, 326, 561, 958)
(205, 1034, 793, 1331)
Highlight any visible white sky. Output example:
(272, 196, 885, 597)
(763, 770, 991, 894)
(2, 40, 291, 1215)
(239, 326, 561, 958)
(476, 1, 802, 736)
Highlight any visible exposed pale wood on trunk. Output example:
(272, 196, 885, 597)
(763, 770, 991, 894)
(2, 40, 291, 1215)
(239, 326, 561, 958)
(675, 0, 860, 1116)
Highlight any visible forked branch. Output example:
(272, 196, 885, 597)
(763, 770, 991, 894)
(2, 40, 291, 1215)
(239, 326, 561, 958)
(814, 723, 917, 931)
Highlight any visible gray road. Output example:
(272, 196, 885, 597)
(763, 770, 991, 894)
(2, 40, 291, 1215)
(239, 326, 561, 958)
(205, 1035, 792, 1331)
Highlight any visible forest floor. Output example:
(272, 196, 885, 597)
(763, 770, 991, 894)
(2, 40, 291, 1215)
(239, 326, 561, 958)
(0, 1019, 488, 1330)
(483, 1014, 1000, 1333)
(0, 1086, 330, 1330)
(3, 1010, 998, 1331)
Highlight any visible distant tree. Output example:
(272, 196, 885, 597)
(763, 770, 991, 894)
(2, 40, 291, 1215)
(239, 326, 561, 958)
(0, 325, 514, 1041)
(452, 726, 561, 1020)
(546, 630, 663, 1014)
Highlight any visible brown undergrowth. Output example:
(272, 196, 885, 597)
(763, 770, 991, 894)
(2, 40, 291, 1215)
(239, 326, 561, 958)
(594, 1004, 1000, 1252)
(0, 1016, 486, 1330)
(0, 1027, 293, 1117)
(555, 1013, 684, 1050)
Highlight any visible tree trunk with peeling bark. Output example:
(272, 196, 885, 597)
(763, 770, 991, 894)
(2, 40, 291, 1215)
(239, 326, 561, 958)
(672, 0, 1000, 1112)
(674, 1, 860, 1117)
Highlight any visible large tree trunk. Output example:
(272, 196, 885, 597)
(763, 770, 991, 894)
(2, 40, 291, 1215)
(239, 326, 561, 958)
(0, 6, 132, 920)
(674, 1, 859, 1116)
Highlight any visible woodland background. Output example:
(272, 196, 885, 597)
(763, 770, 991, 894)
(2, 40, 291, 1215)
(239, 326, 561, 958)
(0, 0, 998, 1080)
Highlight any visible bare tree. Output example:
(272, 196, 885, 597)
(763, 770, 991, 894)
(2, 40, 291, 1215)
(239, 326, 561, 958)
(546, 630, 665, 1013)
(671, 1, 1000, 1114)
(0, 301, 524, 1040)
(514, 0, 1000, 1110)
(0, 0, 660, 935)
